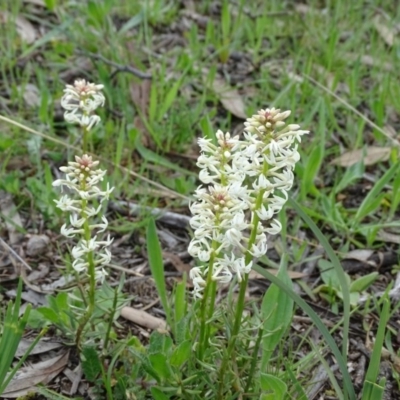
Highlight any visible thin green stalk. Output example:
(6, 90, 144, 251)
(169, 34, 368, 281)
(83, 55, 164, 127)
(103, 287, 119, 356)
(99, 359, 114, 400)
(231, 197, 262, 345)
(244, 326, 263, 393)
(82, 125, 89, 153)
(75, 217, 96, 349)
(198, 244, 218, 361)
(217, 192, 264, 398)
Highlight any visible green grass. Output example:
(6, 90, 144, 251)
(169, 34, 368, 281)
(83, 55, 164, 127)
(1, 0, 400, 398)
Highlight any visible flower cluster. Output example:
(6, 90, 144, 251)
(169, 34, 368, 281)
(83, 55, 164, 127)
(53, 154, 114, 282)
(189, 108, 308, 297)
(61, 79, 105, 130)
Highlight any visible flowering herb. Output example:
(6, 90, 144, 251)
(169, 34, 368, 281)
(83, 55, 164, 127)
(61, 79, 105, 131)
(189, 108, 308, 298)
(53, 154, 114, 282)
(53, 80, 113, 347)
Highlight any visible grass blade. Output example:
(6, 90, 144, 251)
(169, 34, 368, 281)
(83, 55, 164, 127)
(354, 161, 399, 225)
(261, 255, 293, 369)
(288, 198, 350, 364)
(146, 218, 171, 327)
(361, 296, 389, 400)
(253, 264, 356, 400)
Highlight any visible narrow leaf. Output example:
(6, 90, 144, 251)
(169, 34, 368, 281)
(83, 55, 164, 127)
(261, 255, 293, 369)
(362, 296, 389, 399)
(147, 218, 171, 326)
(288, 198, 351, 366)
(253, 264, 355, 400)
(354, 162, 399, 224)
(350, 272, 378, 293)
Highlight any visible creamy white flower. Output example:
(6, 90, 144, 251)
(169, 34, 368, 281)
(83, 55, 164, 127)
(189, 107, 307, 297)
(190, 267, 206, 298)
(72, 259, 89, 272)
(95, 268, 108, 283)
(71, 245, 86, 259)
(53, 154, 114, 282)
(61, 224, 83, 238)
(212, 262, 233, 283)
(70, 214, 86, 228)
(88, 215, 109, 233)
(61, 79, 105, 130)
(250, 240, 268, 258)
(54, 196, 82, 213)
(256, 204, 274, 221)
(265, 219, 282, 235)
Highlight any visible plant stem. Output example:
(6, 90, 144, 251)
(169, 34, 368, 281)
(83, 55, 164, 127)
(216, 192, 264, 398)
(82, 125, 88, 153)
(75, 217, 96, 349)
(244, 326, 263, 393)
(198, 250, 217, 361)
(103, 287, 119, 357)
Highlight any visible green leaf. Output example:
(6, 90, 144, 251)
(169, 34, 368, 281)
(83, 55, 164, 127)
(133, 351, 161, 381)
(301, 141, 323, 198)
(55, 292, 69, 311)
(354, 161, 399, 225)
(335, 161, 364, 194)
(149, 331, 168, 354)
(318, 259, 341, 289)
(158, 77, 184, 123)
(289, 198, 351, 369)
(170, 340, 191, 367)
(37, 307, 60, 324)
(147, 219, 171, 326)
(27, 309, 48, 329)
(44, 0, 57, 11)
(252, 265, 356, 400)
(0, 279, 32, 395)
(36, 386, 84, 399)
(260, 373, 287, 400)
(354, 193, 386, 223)
(151, 387, 170, 400)
(261, 256, 294, 369)
(338, 291, 360, 307)
(361, 297, 389, 399)
(149, 353, 172, 381)
(136, 141, 194, 176)
(350, 272, 378, 293)
(81, 346, 101, 382)
(174, 277, 186, 323)
(174, 276, 187, 338)
(174, 315, 189, 345)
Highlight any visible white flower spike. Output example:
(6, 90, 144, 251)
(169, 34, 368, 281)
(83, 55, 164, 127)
(189, 107, 308, 297)
(53, 154, 114, 282)
(61, 79, 105, 130)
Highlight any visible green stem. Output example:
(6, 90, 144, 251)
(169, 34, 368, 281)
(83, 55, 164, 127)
(75, 206, 96, 349)
(198, 243, 218, 361)
(103, 287, 118, 357)
(217, 191, 265, 398)
(244, 326, 263, 393)
(82, 125, 88, 153)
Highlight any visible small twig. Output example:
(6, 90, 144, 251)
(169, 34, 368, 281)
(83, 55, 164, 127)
(77, 50, 152, 80)
(0, 237, 32, 271)
(109, 200, 191, 228)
